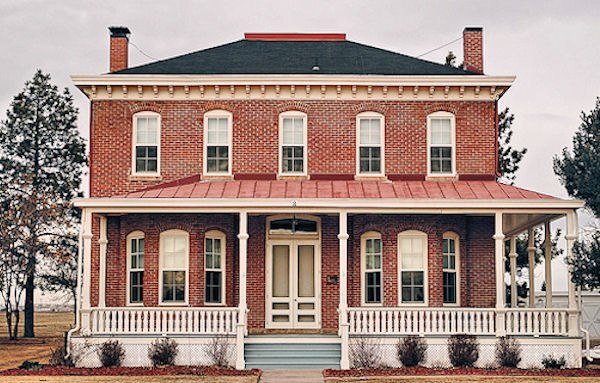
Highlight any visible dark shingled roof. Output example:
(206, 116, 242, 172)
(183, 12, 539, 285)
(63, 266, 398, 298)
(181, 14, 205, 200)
(114, 39, 477, 76)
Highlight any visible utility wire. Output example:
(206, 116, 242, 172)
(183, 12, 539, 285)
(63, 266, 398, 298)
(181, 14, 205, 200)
(417, 36, 462, 58)
(129, 40, 160, 61)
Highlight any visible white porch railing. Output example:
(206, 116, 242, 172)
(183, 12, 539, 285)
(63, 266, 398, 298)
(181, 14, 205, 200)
(85, 307, 240, 335)
(347, 307, 571, 337)
(504, 308, 569, 336)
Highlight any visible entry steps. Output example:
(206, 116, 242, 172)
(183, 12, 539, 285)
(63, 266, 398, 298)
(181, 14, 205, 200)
(244, 336, 341, 370)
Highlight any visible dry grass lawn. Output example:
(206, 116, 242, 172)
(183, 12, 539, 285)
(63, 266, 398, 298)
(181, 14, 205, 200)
(326, 378, 600, 383)
(0, 311, 74, 371)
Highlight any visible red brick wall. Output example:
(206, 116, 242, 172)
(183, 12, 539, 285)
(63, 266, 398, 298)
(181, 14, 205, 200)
(90, 213, 496, 330)
(89, 100, 496, 197)
(463, 28, 483, 74)
(109, 37, 128, 73)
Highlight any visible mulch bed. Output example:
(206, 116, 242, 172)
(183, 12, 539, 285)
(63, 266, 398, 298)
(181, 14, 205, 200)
(323, 366, 600, 377)
(0, 365, 261, 377)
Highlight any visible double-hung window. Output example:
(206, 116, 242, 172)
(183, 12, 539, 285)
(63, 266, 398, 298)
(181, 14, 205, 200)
(361, 232, 382, 305)
(132, 112, 160, 175)
(357, 113, 384, 175)
(398, 231, 427, 304)
(443, 232, 460, 305)
(160, 230, 189, 304)
(279, 111, 307, 175)
(427, 111, 455, 176)
(204, 110, 232, 175)
(205, 231, 226, 305)
(127, 232, 144, 305)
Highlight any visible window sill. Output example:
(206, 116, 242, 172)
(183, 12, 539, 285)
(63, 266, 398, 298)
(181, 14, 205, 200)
(129, 174, 163, 182)
(277, 174, 308, 180)
(127, 303, 144, 307)
(426, 174, 457, 181)
(158, 302, 189, 307)
(202, 174, 233, 181)
(354, 174, 387, 181)
(204, 302, 226, 307)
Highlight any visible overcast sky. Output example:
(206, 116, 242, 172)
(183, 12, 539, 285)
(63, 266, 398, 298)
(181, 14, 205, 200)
(1, 1, 599, 296)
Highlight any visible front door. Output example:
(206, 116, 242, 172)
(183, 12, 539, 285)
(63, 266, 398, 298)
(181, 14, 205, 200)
(266, 241, 321, 329)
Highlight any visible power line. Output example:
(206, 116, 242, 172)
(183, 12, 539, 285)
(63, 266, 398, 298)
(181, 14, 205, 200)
(417, 36, 462, 58)
(128, 40, 159, 61)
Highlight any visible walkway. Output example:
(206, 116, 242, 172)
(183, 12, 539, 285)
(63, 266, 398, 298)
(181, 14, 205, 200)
(260, 369, 324, 383)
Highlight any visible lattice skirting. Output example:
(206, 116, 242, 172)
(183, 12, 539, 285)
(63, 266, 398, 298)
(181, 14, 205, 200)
(349, 336, 583, 369)
(71, 336, 237, 368)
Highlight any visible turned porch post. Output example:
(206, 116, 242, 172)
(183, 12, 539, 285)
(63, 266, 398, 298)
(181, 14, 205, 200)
(98, 215, 108, 308)
(236, 211, 249, 370)
(338, 211, 350, 369)
(565, 210, 579, 336)
(527, 227, 536, 307)
(494, 212, 506, 336)
(509, 236, 518, 308)
(544, 220, 553, 307)
(80, 209, 93, 334)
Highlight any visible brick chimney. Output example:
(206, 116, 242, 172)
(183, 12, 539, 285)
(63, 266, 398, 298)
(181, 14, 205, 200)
(463, 27, 483, 74)
(108, 26, 131, 72)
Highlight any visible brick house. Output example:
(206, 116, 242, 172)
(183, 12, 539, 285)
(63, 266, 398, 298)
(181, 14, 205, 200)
(70, 26, 585, 369)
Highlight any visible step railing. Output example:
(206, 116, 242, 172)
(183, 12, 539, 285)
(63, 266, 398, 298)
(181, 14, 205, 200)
(84, 307, 240, 335)
(504, 308, 569, 336)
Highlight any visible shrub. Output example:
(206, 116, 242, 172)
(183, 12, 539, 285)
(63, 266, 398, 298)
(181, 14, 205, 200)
(19, 361, 42, 371)
(396, 335, 427, 367)
(495, 336, 521, 368)
(204, 335, 230, 367)
(447, 334, 479, 367)
(49, 345, 75, 367)
(350, 337, 381, 369)
(98, 340, 125, 368)
(541, 355, 566, 369)
(148, 337, 178, 367)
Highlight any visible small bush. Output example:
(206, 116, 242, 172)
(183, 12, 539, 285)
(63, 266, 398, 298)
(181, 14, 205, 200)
(350, 337, 381, 369)
(541, 355, 566, 369)
(49, 345, 75, 367)
(204, 335, 230, 367)
(19, 361, 42, 371)
(396, 335, 427, 367)
(495, 336, 521, 368)
(98, 340, 125, 368)
(148, 337, 178, 367)
(447, 334, 479, 367)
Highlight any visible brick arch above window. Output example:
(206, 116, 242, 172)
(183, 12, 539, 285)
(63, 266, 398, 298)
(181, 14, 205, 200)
(127, 102, 163, 116)
(351, 102, 389, 115)
(154, 222, 194, 233)
(423, 103, 460, 116)
(198, 102, 237, 115)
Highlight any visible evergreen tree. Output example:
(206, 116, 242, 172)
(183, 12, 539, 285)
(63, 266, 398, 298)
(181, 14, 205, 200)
(0, 70, 87, 337)
(497, 108, 527, 185)
(568, 232, 600, 291)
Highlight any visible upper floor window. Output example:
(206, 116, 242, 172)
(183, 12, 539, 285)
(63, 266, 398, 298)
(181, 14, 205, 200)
(427, 111, 456, 176)
(361, 231, 383, 305)
(205, 230, 226, 305)
(398, 230, 428, 304)
(160, 230, 189, 304)
(356, 112, 384, 176)
(279, 111, 307, 175)
(443, 232, 460, 305)
(127, 231, 144, 305)
(204, 110, 232, 175)
(132, 112, 160, 175)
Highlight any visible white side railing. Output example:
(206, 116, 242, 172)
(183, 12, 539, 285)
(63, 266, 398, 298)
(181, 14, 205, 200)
(347, 307, 573, 337)
(85, 307, 240, 335)
(504, 308, 569, 336)
(348, 307, 496, 335)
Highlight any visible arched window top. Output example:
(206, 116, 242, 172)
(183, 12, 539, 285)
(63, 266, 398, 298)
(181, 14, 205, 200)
(361, 230, 382, 239)
(204, 109, 232, 118)
(427, 110, 455, 119)
(134, 110, 160, 117)
(127, 230, 145, 239)
(160, 229, 189, 237)
(279, 110, 307, 118)
(399, 229, 427, 237)
(205, 229, 226, 239)
(357, 111, 384, 118)
(443, 231, 459, 239)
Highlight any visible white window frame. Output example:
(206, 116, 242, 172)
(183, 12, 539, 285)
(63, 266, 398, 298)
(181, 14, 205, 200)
(442, 231, 460, 306)
(131, 111, 161, 176)
(361, 231, 383, 306)
(356, 112, 385, 176)
(126, 231, 145, 306)
(159, 229, 189, 306)
(203, 110, 233, 176)
(204, 230, 226, 306)
(278, 111, 308, 176)
(397, 230, 428, 306)
(426, 111, 456, 177)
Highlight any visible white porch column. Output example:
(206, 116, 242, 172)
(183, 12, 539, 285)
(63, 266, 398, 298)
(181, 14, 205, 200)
(544, 220, 553, 307)
(509, 236, 518, 308)
(236, 211, 249, 370)
(565, 210, 579, 336)
(338, 211, 350, 369)
(80, 209, 93, 335)
(527, 227, 536, 307)
(98, 215, 108, 308)
(494, 212, 506, 336)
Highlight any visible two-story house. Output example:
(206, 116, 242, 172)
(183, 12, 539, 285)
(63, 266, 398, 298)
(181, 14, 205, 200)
(70, 26, 585, 369)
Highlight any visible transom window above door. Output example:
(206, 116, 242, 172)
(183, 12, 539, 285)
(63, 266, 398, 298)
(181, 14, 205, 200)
(204, 110, 232, 175)
(269, 218, 318, 235)
(279, 111, 307, 176)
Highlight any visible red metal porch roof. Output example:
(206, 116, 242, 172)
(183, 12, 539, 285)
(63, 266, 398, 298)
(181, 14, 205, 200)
(117, 179, 557, 200)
